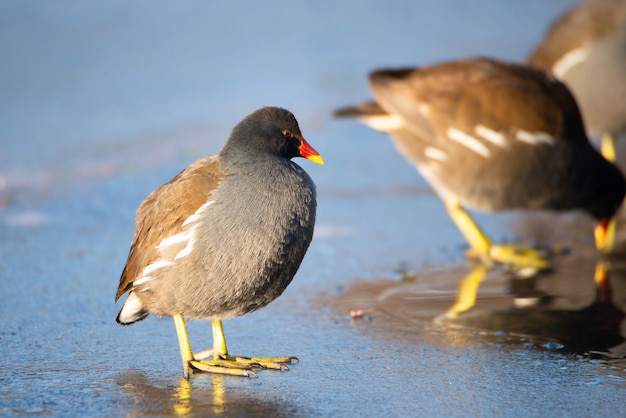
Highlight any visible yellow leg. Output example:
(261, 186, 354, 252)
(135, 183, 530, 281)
(445, 200, 551, 270)
(212, 319, 228, 357)
(173, 314, 194, 379)
(172, 315, 256, 378)
(445, 200, 491, 262)
(601, 132, 616, 162)
(596, 131, 619, 253)
(445, 264, 489, 318)
(594, 133, 617, 296)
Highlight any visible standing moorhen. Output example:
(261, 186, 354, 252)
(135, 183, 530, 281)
(116, 107, 324, 378)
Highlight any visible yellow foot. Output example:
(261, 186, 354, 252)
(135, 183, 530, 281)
(189, 353, 298, 377)
(189, 359, 257, 377)
(466, 244, 552, 270)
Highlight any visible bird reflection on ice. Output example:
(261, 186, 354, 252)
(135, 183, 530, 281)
(330, 252, 626, 359)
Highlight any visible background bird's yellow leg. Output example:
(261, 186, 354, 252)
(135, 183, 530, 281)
(593, 132, 617, 299)
(445, 264, 489, 318)
(596, 131, 618, 253)
(445, 200, 550, 269)
(601, 132, 616, 162)
(173, 314, 194, 379)
(445, 200, 492, 264)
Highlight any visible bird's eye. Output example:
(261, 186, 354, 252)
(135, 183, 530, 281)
(282, 129, 293, 138)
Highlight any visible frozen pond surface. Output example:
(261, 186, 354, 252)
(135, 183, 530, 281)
(2, 1, 626, 416)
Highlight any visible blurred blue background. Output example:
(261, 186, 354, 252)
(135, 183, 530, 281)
(4, 1, 626, 417)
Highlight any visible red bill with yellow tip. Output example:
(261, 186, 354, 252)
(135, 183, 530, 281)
(299, 138, 325, 165)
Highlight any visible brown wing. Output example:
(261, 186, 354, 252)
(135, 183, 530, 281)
(366, 58, 591, 211)
(369, 58, 586, 146)
(115, 155, 224, 301)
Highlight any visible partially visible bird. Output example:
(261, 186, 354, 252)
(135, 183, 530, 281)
(115, 107, 324, 379)
(334, 58, 625, 270)
(529, 0, 626, 149)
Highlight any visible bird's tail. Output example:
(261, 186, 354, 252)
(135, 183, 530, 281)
(116, 292, 149, 325)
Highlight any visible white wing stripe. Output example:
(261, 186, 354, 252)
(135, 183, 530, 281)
(447, 128, 491, 158)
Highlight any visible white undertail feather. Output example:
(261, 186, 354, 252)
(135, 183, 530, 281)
(117, 292, 147, 324)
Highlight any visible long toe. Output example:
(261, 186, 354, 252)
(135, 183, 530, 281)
(481, 244, 552, 270)
(224, 354, 297, 371)
(189, 354, 297, 376)
(189, 359, 259, 377)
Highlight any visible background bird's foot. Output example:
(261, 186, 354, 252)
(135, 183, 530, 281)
(490, 244, 551, 270)
(466, 244, 552, 270)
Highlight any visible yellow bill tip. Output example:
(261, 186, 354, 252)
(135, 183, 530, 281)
(305, 154, 325, 165)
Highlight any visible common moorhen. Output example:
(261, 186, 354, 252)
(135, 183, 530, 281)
(116, 107, 324, 378)
(334, 58, 625, 269)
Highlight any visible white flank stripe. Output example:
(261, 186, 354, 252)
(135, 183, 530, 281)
(175, 222, 201, 259)
(175, 242, 193, 259)
(362, 114, 404, 132)
(424, 146, 448, 162)
(182, 201, 214, 227)
(157, 230, 192, 248)
(475, 125, 507, 147)
(447, 128, 491, 158)
(133, 276, 154, 286)
(157, 201, 212, 259)
(515, 130, 556, 146)
(141, 260, 174, 276)
(552, 47, 589, 78)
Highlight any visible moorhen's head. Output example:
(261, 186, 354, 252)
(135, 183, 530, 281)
(222, 107, 324, 165)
